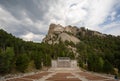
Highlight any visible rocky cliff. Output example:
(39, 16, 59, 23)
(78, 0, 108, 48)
(42, 23, 105, 44)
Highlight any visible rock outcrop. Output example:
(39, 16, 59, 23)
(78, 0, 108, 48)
(43, 23, 80, 44)
(43, 23, 105, 44)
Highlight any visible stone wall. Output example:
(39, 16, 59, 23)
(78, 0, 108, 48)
(51, 59, 77, 68)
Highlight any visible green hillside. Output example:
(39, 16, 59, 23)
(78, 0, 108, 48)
(76, 34, 120, 73)
(0, 29, 120, 75)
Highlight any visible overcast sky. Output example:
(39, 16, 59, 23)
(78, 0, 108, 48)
(0, 0, 120, 42)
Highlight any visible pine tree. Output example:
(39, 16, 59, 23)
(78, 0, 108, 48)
(0, 47, 14, 73)
(103, 60, 113, 74)
(34, 51, 42, 69)
(16, 54, 29, 72)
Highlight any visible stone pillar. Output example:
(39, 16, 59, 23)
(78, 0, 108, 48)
(51, 60, 57, 68)
(71, 60, 77, 68)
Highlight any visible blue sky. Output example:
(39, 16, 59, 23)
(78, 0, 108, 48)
(0, 0, 120, 42)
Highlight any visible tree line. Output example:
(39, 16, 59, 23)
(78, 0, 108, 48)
(76, 34, 120, 74)
(0, 29, 120, 75)
(0, 29, 74, 74)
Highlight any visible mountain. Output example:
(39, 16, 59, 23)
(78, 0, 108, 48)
(0, 25, 120, 75)
(42, 23, 120, 73)
(43, 23, 106, 44)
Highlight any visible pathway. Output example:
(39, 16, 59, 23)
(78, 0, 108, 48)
(5, 68, 118, 81)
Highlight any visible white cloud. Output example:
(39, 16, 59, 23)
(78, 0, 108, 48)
(85, 0, 114, 27)
(0, 6, 22, 34)
(110, 11, 116, 21)
(44, 0, 120, 36)
(100, 21, 120, 36)
(21, 17, 33, 26)
(21, 32, 45, 42)
(46, 0, 116, 31)
(0, 0, 120, 43)
(0, 7, 19, 26)
(46, 0, 88, 26)
(0, 6, 46, 42)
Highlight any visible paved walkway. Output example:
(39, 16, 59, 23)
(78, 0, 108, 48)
(5, 68, 118, 81)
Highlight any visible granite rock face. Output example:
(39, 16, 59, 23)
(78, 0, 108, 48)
(43, 23, 105, 44)
(43, 23, 80, 44)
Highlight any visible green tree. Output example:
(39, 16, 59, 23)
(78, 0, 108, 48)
(0, 47, 14, 73)
(97, 57, 104, 72)
(46, 54, 51, 67)
(16, 54, 30, 72)
(34, 51, 42, 69)
(43, 54, 51, 67)
(87, 53, 103, 72)
(78, 58, 84, 68)
(103, 60, 113, 74)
